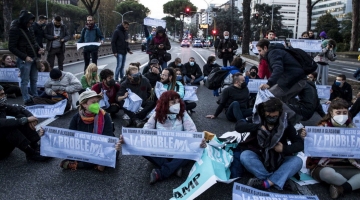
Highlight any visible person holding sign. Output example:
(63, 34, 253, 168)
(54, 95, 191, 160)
(304, 98, 360, 199)
(314, 39, 337, 85)
(58, 90, 120, 171)
(0, 85, 48, 161)
(149, 26, 171, 70)
(237, 97, 304, 190)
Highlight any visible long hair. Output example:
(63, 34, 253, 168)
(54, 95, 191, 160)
(164, 67, 177, 91)
(155, 90, 185, 124)
(84, 63, 99, 86)
(206, 56, 215, 65)
(318, 98, 351, 125)
(40, 60, 51, 72)
(231, 56, 245, 72)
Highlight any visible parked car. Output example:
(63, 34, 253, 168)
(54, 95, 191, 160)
(203, 40, 211, 47)
(141, 39, 147, 52)
(192, 40, 203, 48)
(181, 39, 190, 47)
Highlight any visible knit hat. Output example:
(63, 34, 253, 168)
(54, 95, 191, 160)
(250, 66, 258, 73)
(319, 31, 327, 38)
(50, 68, 62, 79)
(78, 90, 102, 104)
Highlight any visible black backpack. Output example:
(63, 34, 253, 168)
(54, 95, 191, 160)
(204, 67, 229, 90)
(284, 47, 318, 74)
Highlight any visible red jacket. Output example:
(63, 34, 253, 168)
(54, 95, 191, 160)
(258, 58, 271, 79)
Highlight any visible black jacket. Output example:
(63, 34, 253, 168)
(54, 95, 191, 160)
(265, 43, 306, 91)
(214, 85, 249, 117)
(0, 104, 33, 129)
(330, 81, 353, 104)
(203, 63, 221, 76)
(117, 76, 152, 107)
(68, 112, 113, 136)
(184, 62, 203, 78)
(144, 72, 161, 88)
(32, 22, 45, 48)
(111, 24, 130, 55)
(8, 10, 39, 60)
(44, 22, 70, 52)
(218, 39, 238, 58)
(167, 62, 186, 75)
(149, 27, 171, 61)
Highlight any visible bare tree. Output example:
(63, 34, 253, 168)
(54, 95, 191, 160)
(2, 0, 13, 42)
(80, 0, 100, 16)
(306, 0, 321, 31)
(350, 0, 359, 51)
(242, 0, 251, 55)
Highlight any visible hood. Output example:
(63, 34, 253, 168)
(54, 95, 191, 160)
(268, 43, 285, 51)
(18, 10, 35, 28)
(156, 26, 166, 36)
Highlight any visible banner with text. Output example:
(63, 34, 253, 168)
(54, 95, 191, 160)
(122, 127, 204, 161)
(247, 79, 268, 93)
(28, 72, 49, 88)
(26, 99, 67, 118)
(0, 68, 20, 83)
(232, 183, 319, 200)
(144, 17, 166, 28)
(251, 41, 286, 54)
(353, 113, 360, 127)
(305, 126, 360, 159)
(171, 142, 235, 200)
(40, 126, 118, 167)
(316, 85, 331, 99)
(290, 39, 322, 52)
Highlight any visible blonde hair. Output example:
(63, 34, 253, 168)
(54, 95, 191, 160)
(126, 65, 139, 76)
(84, 63, 99, 86)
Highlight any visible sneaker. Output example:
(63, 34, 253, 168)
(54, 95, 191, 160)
(134, 119, 146, 128)
(329, 185, 343, 199)
(122, 114, 131, 127)
(150, 169, 160, 184)
(247, 178, 266, 190)
(176, 167, 182, 177)
(26, 151, 50, 162)
(60, 160, 78, 170)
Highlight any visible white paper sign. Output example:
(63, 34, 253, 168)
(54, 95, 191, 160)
(27, 72, 49, 88)
(316, 85, 331, 99)
(144, 17, 166, 28)
(247, 79, 268, 93)
(0, 68, 21, 83)
(25, 99, 67, 118)
(183, 86, 198, 101)
(290, 39, 322, 52)
(76, 42, 101, 51)
(251, 41, 286, 54)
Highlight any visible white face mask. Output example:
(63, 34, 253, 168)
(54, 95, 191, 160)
(333, 115, 348, 125)
(212, 61, 216, 64)
(224, 36, 229, 39)
(169, 103, 180, 114)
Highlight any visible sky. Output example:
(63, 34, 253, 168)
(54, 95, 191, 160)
(139, 0, 228, 19)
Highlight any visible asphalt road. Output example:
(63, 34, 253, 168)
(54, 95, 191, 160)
(1, 42, 359, 200)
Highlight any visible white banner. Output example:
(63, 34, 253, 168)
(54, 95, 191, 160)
(251, 41, 286, 54)
(27, 72, 49, 88)
(26, 99, 67, 118)
(316, 85, 331, 99)
(290, 39, 322, 52)
(0, 68, 21, 83)
(247, 79, 268, 93)
(76, 42, 101, 51)
(183, 86, 198, 101)
(144, 17, 166, 28)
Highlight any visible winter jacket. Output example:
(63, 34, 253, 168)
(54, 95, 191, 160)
(80, 75, 98, 89)
(8, 10, 39, 61)
(44, 71, 82, 96)
(144, 112, 197, 132)
(203, 63, 221, 77)
(218, 39, 238, 58)
(184, 62, 203, 78)
(92, 82, 121, 104)
(265, 43, 306, 92)
(167, 62, 186, 75)
(258, 58, 271, 79)
(111, 24, 130, 55)
(32, 22, 45, 48)
(315, 47, 336, 64)
(149, 27, 171, 61)
(69, 112, 113, 136)
(117, 76, 152, 106)
(329, 81, 353, 105)
(214, 85, 249, 117)
(44, 22, 70, 52)
(162, 81, 185, 99)
(78, 24, 104, 52)
(144, 72, 161, 88)
(220, 66, 249, 88)
(0, 104, 33, 129)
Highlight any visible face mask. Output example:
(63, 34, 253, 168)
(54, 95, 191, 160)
(240, 82, 247, 89)
(131, 72, 141, 84)
(169, 103, 180, 114)
(335, 81, 341, 86)
(177, 63, 181, 67)
(333, 115, 348, 125)
(224, 36, 229, 39)
(176, 75, 183, 81)
(190, 62, 194, 66)
(107, 79, 115, 87)
(212, 61, 216, 65)
(0, 96, 7, 106)
(88, 103, 100, 114)
(92, 72, 97, 77)
(265, 115, 279, 125)
(250, 72, 256, 77)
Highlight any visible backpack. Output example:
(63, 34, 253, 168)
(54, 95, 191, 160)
(284, 47, 318, 74)
(204, 67, 229, 90)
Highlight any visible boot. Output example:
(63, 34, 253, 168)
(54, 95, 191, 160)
(22, 145, 49, 161)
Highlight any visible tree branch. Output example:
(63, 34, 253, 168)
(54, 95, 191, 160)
(311, 0, 321, 9)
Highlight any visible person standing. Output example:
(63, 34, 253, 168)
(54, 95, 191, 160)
(78, 16, 104, 72)
(44, 16, 70, 70)
(218, 31, 238, 67)
(111, 21, 133, 81)
(32, 15, 47, 50)
(8, 10, 45, 105)
(149, 26, 171, 70)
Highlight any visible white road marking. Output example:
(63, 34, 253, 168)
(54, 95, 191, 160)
(97, 64, 107, 70)
(191, 49, 207, 64)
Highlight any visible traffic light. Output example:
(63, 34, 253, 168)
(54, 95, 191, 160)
(185, 7, 190, 15)
(212, 30, 217, 35)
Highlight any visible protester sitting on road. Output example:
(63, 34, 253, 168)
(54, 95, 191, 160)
(203, 56, 221, 82)
(81, 63, 99, 90)
(206, 73, 251, 122)
(144, 59, 161, 88)
(304, 98, 360, 199)
(246, 66, 261, 108)
(167, 57, 185, 77)
(307, 72, 320, 85)
(56, 90, 120, 171)
(236, 97, 304, 190)
(39, 60, 51, 72)
(92, 69, 121, 117)
(175, 68, 184, 82)
(117, 66, 155, 128)
(314, 39, 336, 85)
(184, 57, 204, 85)
(149, 26, 171, 70)
(36, 68, 82, 111)
(120, 90, 206, 184)
(0, 85, 48, 161)
(0, 54, 21, 98)
(327, 74, 352, 105)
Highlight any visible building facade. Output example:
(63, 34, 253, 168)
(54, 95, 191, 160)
(311, 0, 352, 29)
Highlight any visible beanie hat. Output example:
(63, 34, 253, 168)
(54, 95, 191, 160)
(250, 66, 258, 73)
(50, 68, 62, 79)
(319, 31, 327, 38)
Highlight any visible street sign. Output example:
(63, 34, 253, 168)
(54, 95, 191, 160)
(199, 24, 209, 29)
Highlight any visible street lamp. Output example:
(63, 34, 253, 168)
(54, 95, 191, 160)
(112, 11, 133, 23)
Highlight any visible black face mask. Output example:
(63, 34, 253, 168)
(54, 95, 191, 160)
(107, 79, 115, 87)
(130, 72, 141, 84)
(265, 115, 279, 125)
(240, 82, 247, 89)
(250, 72, 257, 77)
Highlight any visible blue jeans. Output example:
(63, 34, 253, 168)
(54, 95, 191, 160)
(240, 150, 303, 190)
(115, 53, 127, 80)
(143, 156, 189, 180)
(230, 150, 245, 178)
(17, 59, 38, 102)
(185, 75, 204, 84)
(225, 101, 253, 122)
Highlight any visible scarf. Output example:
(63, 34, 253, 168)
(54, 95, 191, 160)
(153, 35, 165, 45)
(79, 109, 106, 134)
